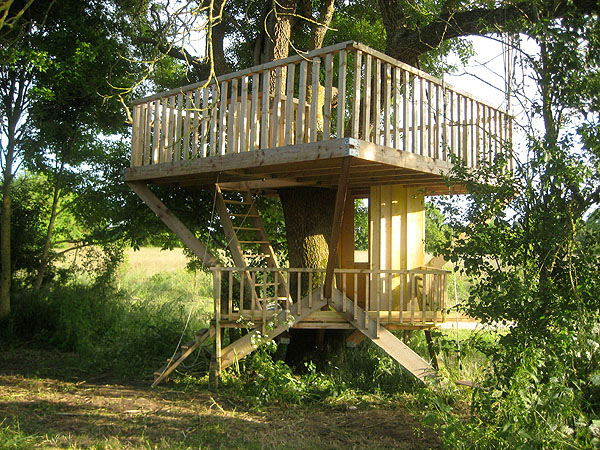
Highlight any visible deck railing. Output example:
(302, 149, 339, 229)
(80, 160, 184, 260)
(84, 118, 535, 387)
(131, 42, 512, 171)
(212, 267, 448, 327)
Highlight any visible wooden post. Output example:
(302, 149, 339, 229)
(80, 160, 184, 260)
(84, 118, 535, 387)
(424, 329, 439, 371)
(324, 157, 352, 299)
(127, 181, 220, 267)
(210, 269, 222, 390)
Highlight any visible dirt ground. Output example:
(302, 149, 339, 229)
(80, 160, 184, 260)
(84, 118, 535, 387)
(0, 349, 441, 449)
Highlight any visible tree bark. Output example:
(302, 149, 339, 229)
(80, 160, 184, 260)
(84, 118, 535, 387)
(278, 187, 348, 369)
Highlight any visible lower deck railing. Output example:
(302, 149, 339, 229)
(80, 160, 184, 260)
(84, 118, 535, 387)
(212, 267, 448, 327)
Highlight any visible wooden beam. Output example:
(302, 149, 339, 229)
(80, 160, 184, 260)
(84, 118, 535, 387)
(127, 181, 220, 267)
(324, 157, 352, 299)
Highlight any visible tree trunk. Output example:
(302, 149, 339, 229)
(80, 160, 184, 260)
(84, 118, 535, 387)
(278, 187, 347, 369)
(33, 179, 62, 290)
(0, 136, 15, 321)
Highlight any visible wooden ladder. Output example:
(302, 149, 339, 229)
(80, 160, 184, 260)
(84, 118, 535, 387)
(152, 327, 215, 387)
(214, 183, 289, 301)
(329, 288, 435, 382)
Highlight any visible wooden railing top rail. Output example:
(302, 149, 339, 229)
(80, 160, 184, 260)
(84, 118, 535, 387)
(132, 41, 512, 117)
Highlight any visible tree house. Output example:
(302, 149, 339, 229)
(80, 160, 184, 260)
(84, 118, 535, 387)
(126, 41, 512, 385)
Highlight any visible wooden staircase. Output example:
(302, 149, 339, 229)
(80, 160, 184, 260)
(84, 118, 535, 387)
(219, 287, 327, 370)
(152, 327, 215, 387)
(329, 288, 435, 382)
(214, 183, 288, 300)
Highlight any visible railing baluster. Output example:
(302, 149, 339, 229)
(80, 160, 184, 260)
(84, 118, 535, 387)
(337, 50, 347, 139)
(394, 66, 401, 149)
(309, 272, 313, 308)
(261, 70, 270, 149)
(419, 76, 424, 156)
(373, 58, 381, 144)
(154, 99, 163, 163)
(403, 70, 409, 151)
(239, 269, 245, 315)
(209, 84, 218, 156)
(228, 270, 233, 320)
(376, 272, 381, 338)
(342, 273, 347, 313)
(364, 272, 369, 329)
(297, 272, 302, 314)
(183, 93, 191, 159)
(353, 272, 358, 320)
(427, 80, 433, 158)
(131, 104, 142, 168)
(351, 50, 362, 139)
(240, 76, 248, 152)
(297, 60, 308, 144)
(323, 53, 333, 140)
(285, 63, 295, 146)
(309, 57, 321, 143)
(384, 63, 392, 147)
(387, 272, 392, 324)
(271, 66, 282, 147)
(249, 73, 259, 151)
(362, 54, 372, 142)
(174, 93, 183, 161)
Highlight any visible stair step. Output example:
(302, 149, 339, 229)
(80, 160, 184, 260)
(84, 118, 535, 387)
(224, 200, 251, 205)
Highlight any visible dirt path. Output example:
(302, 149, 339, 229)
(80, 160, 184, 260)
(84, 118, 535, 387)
(0, 349, 440, 449)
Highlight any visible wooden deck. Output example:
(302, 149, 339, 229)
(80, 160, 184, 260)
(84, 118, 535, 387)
(126, 41, 512, 194)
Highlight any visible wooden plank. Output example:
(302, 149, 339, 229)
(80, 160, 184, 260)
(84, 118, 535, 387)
(131, 104, 142, 167)
(363, 54, 372, 141)
(324, 157, 352, 299)
(337, 50, 347, 139)
(249, 73, 259, 151)
(128, 181, 219, 266)
(309, 57, 321, 142)
(240, 76, 248, 152)
(209, 84, 218, 156)
(351, 50, 362, 139)
(412, 74, 417, 155)
(296, 60, 308, 144)
(261, 70, 270, 149)
(419, 75, 424, 156)
(219, 81, 228, 155)
(373, 58, 381, 144)
(427, 81, 433, 158)
(271, 66, 282, 147)
(403, 71, 409, 151)
(329, 288, 434, 382)
(156, 98, 164, 163)
(144, 102, 153, 166)
(323, 53, 333, 140)
(201, 86, 209, 157)
(285, 63, 295, 146)
(192, 89, 201, 158)
(174, 93, 183, 161)
(183, 93, 191, 159)
(384, 63, 391, 147)
(229, 78, 238, 153)
(394, 67, 401, 149)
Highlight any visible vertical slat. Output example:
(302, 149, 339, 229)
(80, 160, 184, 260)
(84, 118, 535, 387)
(261, 70, 270, 149)
(456, 93, 461, 161)
(442, 87, 449, 160)
(308, 271, 313, 308)
(229, 78, 238, 153)
(309, 57, 321, 142)
(250, 73, 259, 151)
(376, 273, 380, 338)
(387, 272, 392, 323)
(131, 104, 141, 167)
(239, 269, 245, 315)
(412, 75, 418, 155)
(209, 84, 218, 156)
(403, 71, 409, 151)
(342, 273, 347, 313)
(410, 273, 415, 324)
(337, 50, 347, 139)
(481, 105, 487, 164)
(162, 96, 173, 163)
(373, 58, 381, 144)
(284, 63, 295, 145)
(362, 54, 372, 142)
(419, 77, 424, 156)
(271, 66, 282, 147)
(228, 270, 233, 320)
(213, 270, 222, 377)
(422, 273, 427, 325)
(183, 93, 191, 159)
(364, 273, 369, 329)
(174, 93, 183, 161)
(251, 271, 257, 320)
(427, 81, 433, 158)
(384, 63, 392, 147)
(154, 99, 163, 163)
(192, 89, 201, 158)
(240, 76, 248, 152)
(296, 61, 308, 144)
(297, 272, 302, 314)
(442, 273, 447, 323)
(435, 84, 441, 159)
(218, 81, 228, 155)
(476, 102, 481, 165)
(351, 50, 362, 139)
(201, 87, 209, 157)
(353, 273, 358, 320)
(144, 102, 153, 166)
(262, 271, 267, 335)
(462, 96, 469, 165)
(399, 273, 404, 323)
(394, 67, 401, 149)
(323, 53, 333, 140)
